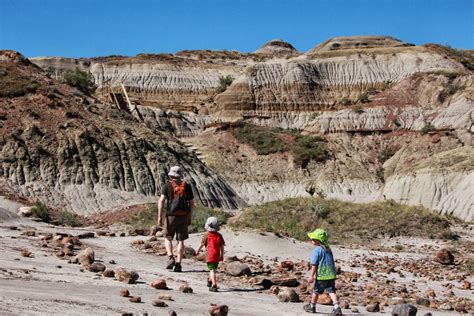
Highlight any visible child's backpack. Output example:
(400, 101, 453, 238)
(167, 180, 190, 216)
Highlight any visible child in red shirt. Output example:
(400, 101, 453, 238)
(196, 217, 225, 292)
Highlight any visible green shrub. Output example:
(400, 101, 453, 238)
(376, 167, 385, 182)
(0, 69, 39, 97)
(340, 97, 352, 106)
(217, 75, 234, 93)
(126, 204, 158, 228)
(188, 205, 230, 234)
(438, 83, 464, 103)
(57, 210, 83, 227)
(421, 122, 435, 135)
(358, 92, 370, 104)
(292, 135, 329, 167)
(231, 123, 330, 168)
(230, 197, 453, 244)
(353, 105, 365, 114)
(233, 123, 288, 155)
(378, 147, 393, 164)
(63, 67, 96, 95)
(367, 86, 377, 95)
(31, 202, 50, 222)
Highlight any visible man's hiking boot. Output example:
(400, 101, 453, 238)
(332, 306, 342, 316)
(304, 304, 316, 313)
(173, 262, 182, 272)
(209, 285, 218, 292)
(166, 256, 175, 270)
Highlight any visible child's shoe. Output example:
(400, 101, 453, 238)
(332, 306, 342, 316)
(304, 303, 316, 313)
(209, 285, 218, 292)
(207, 280, 212, 287)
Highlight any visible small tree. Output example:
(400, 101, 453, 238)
(63, 67, 96, 95)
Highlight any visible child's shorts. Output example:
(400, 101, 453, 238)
(207, 262, 219, 271)
(313, 279, 336, 294)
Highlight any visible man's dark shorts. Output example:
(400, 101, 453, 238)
(164, 215, 189, 241)
(313, 279, 336, 294)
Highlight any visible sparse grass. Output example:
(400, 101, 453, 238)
(57, 210, 83, 227)
(425, 44, 474, 71)
(421, 122, 435, 135)
(124, 203, 229, 234)
(375, 167, 385, 182)
(378, 147, 394, 164)
(231, 122, 330, 167)
(31, 202, 51, 223)
(431, 70, 460, 80)
(340, 97, 352, 106)
(367, 86, 377, 95)
(230, 197, 453, 244)
(0, 68, 39, 97)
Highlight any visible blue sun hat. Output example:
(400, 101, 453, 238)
(307, 228, 329, 247)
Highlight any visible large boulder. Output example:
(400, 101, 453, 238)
(434, 249, 454, 265)
(392, 304, 418, 316)
(208, 304, 229, 316)
(74, 247, 94, 267)
(277, 288, 300, 302)
(225, 261, 251, 276)
(115, 268, 139, 284)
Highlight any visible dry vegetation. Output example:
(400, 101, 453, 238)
(231, 197, 454, 244)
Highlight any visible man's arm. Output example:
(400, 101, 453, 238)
(157, 194, 166, 226)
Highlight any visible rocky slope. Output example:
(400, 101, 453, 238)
(7, 36, 474, 221)
(0, 51, 244, 215)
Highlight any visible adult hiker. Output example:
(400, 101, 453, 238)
(157, 166, 195, 272)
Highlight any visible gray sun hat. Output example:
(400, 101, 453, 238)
(168, 166, 183, 178)
(204, 217, 219, 232)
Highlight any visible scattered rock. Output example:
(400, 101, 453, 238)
(184, 246, 196, 258)
(434, 249, 454, 265)
(96, 230, 107, 236)
(317, 293, 333, 305)
(351, 307, 359, 313)
(103, 269, 115, 278)
(129, 296, 141, 303)
(151, 299, 168, 307)
(269, 285, 280, 295)
(462, 280, 471, 290)
(77, 232, 95, 239)
(115, 268, 139, 284)
(89, 263, 106, 273)
(340, 300, 350, 309)
(280, 260, 294, 271)
(225, 261, 251, 276)
(208, 304, 229, 316)
(179, 284, 193, 293)
(150, 279, 168, 289)
(167, 310, 177, 316)
(270, 277, 299, 287)
(17, 207, 33, 217)
(454, 302, 467, 313)
(22, 230, 36, 236)
(157, 294, 173, 301)
(392, 303, 417, 316)
(20, 249, 32, 258)
(277, 288, 300, 302)
(366, 303, 380, 313)
(75, 247, 94, 267)
(438, 302, 453, 310)
(425, 288, 436, 298)
(119, 288, 130, 297)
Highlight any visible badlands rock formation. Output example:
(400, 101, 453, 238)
(254, 38, 299, 56)
(6, 36, 474, 221)
(0, 51, 244, 214)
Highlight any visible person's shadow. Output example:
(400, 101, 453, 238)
(217, 287, 265, 292)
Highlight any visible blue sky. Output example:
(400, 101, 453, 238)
(0, 0, 473, 58)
